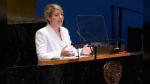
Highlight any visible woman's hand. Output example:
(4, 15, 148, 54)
(61, 45, 74, 56)
(81, 44, 93, 55)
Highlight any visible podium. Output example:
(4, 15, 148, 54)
(37, 52, 130, 65)
(7, 52, 143, 84)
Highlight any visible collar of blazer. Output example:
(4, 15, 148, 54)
(45, 24, 66, 47)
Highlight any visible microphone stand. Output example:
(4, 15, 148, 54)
(94, 46, 97, 60)
(72, 43, 80, 58)
(74, 29, 87, 58)
(76, 44, 79, 58)
(83, 29, 100, 60)
(90, 42, 101, 60)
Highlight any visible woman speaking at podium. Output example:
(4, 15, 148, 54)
(35, 4, 92, 60)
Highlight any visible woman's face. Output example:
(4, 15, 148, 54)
(48, 9, 64, 28)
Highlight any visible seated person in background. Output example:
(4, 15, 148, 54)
(35, 4, 92, 60)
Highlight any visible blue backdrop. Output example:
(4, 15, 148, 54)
(35, 0, 143, 50)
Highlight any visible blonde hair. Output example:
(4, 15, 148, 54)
(44, 4, 63, 23)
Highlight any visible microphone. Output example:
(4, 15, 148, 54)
(74, 29, 94, 58)
(75, 29, 87, 42)
(74, 29, 87, 58)
(82, 29, 98, 41)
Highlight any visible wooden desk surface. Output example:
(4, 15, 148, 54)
(38, 52, 130, 65)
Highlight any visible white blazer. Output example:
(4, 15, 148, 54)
(35, 24, 82, 60)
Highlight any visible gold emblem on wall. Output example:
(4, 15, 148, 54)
(103, 61, 122, 84)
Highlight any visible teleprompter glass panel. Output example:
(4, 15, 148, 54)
(76, 15, 109, 46)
